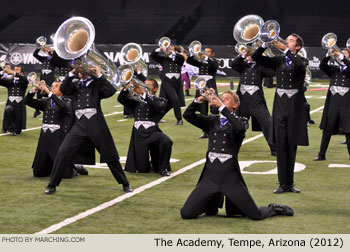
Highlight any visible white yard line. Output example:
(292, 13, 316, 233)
(36, 105, 324, 234)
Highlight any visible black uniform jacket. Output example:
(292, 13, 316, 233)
(183, 101, 247, 185)
(252, 46, 309, 146)
(60, 74, 118, 163)
(0, 72, 28, 131)
(230, 56, 275, 131)
(319, 56, 350, 133)
(150, 50, 185, 106)
(186, 55, 218, 90)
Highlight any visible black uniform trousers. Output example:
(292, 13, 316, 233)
(274, 94, 298, 185)
(33, 130, 73, 178)
(3, 101, 23, 134)
(49, 117, 129, 187)
(181, 159, 276, 220)
(126, 128, 173, 173)
(160, 78, 182, 121)
(239, 92, 275, 152)
(319, 94, 350, 157)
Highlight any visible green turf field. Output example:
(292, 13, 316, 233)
(0, 78, 349, 234)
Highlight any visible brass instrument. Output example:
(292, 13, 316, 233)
(118, 64, 150, 102)
(53, 16, 120, 89)
(36, 36, 48, 49)
(233, 14, 264, 44)
(188, 40, 208, 63)
(0, 61, 6, 70)
(27, 72, 52, 92)
(233, 15, 273, 56)
(158, 37, 172, 56)
(120, 43, 148, 77)
(194, 77, 217, 101)
(347, 38, 350, 50)
(297, 48, 312, 87)
(321, 33, 345, 65)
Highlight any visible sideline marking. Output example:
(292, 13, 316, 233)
(329, 164, 350, 168)
(36, 106, 324, 234)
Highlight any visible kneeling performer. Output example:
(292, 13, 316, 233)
(181, 89, 294, 220)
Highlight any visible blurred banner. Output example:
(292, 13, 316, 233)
(0, 43, 329, 79)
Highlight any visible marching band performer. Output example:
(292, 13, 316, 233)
(25, 80, 88, 177)
(44, 65, 132, 194)
(252, 34, 309, 194)
(150, 42, 185, 125)
(118, 75, 173, 176)
(313, 48, 350, 161)
(33, 43, 69, 118)
(230, 46, 276, 155)
(181, 89, 294, 219)
(187, 46, 219, 138)
(0, 65, 28, 136)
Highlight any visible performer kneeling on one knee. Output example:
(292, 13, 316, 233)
(180, 89, 294, 220)
(118, 77, 173, 177)
(25, 80, 88, 178)
(44, 65, 132, 194)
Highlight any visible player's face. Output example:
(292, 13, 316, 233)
(221, 93, 238, 111)
(286, 35, 301, 53)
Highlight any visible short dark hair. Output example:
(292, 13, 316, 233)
(290, 33, 304, 49)
(147, 78, 159, 90)
(14, 65, 24, 74)
(205, 47, 214, 54)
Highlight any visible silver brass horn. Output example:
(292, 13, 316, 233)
(189, 40, 208, 63)
(194, 77, 211, 100)
(159, 37, 171, 51)
(118, 64, 150, 102)
(233, 14, 264, 44)
(235, 42, 247, 55)
(36, 36, 47, 48)
(27, 72, 52, 91)
(53, 16, 119, 89)
(321, 33, 344, 65)
(297, 48, 312, 86)
(121, 43, 148, 77)
(259, 20, 281, 43)
(347, 38, 350, 50)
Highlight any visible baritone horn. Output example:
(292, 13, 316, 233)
(53, 16, 120, 89)
(118, 64, 150, 102)
(36, 36, 48, 49)
(121, 43, 148, 77)
(233, 14, 264, 44)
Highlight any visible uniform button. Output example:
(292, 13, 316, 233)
(289, 79, 292, 81)
(78, 105, 80, 107)
(289, 85, 292, 87)
(87, 94, 89, 96)
(213, 140, 216, 143)
(87, 104, 89, 106)
(223, 134, 226, 136)
(222, 148, 225, 151)
(214, 133, 216, 136)
(146, 118, 148, 120)
(213, 148, 216, 150)
(289, 73, 292, 76)
(223, 141, 226, 144)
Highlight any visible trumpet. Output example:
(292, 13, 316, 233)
(0, 60, 6, 70)
(189, 40, 208, 63)
(194, 77, 218, 101)
(158, 37, 172, 56)
(118, 64, 150, 102)
(27, 72, 52, 92)
(120, 43, 148, 77)
(321, 33, 345, 65)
